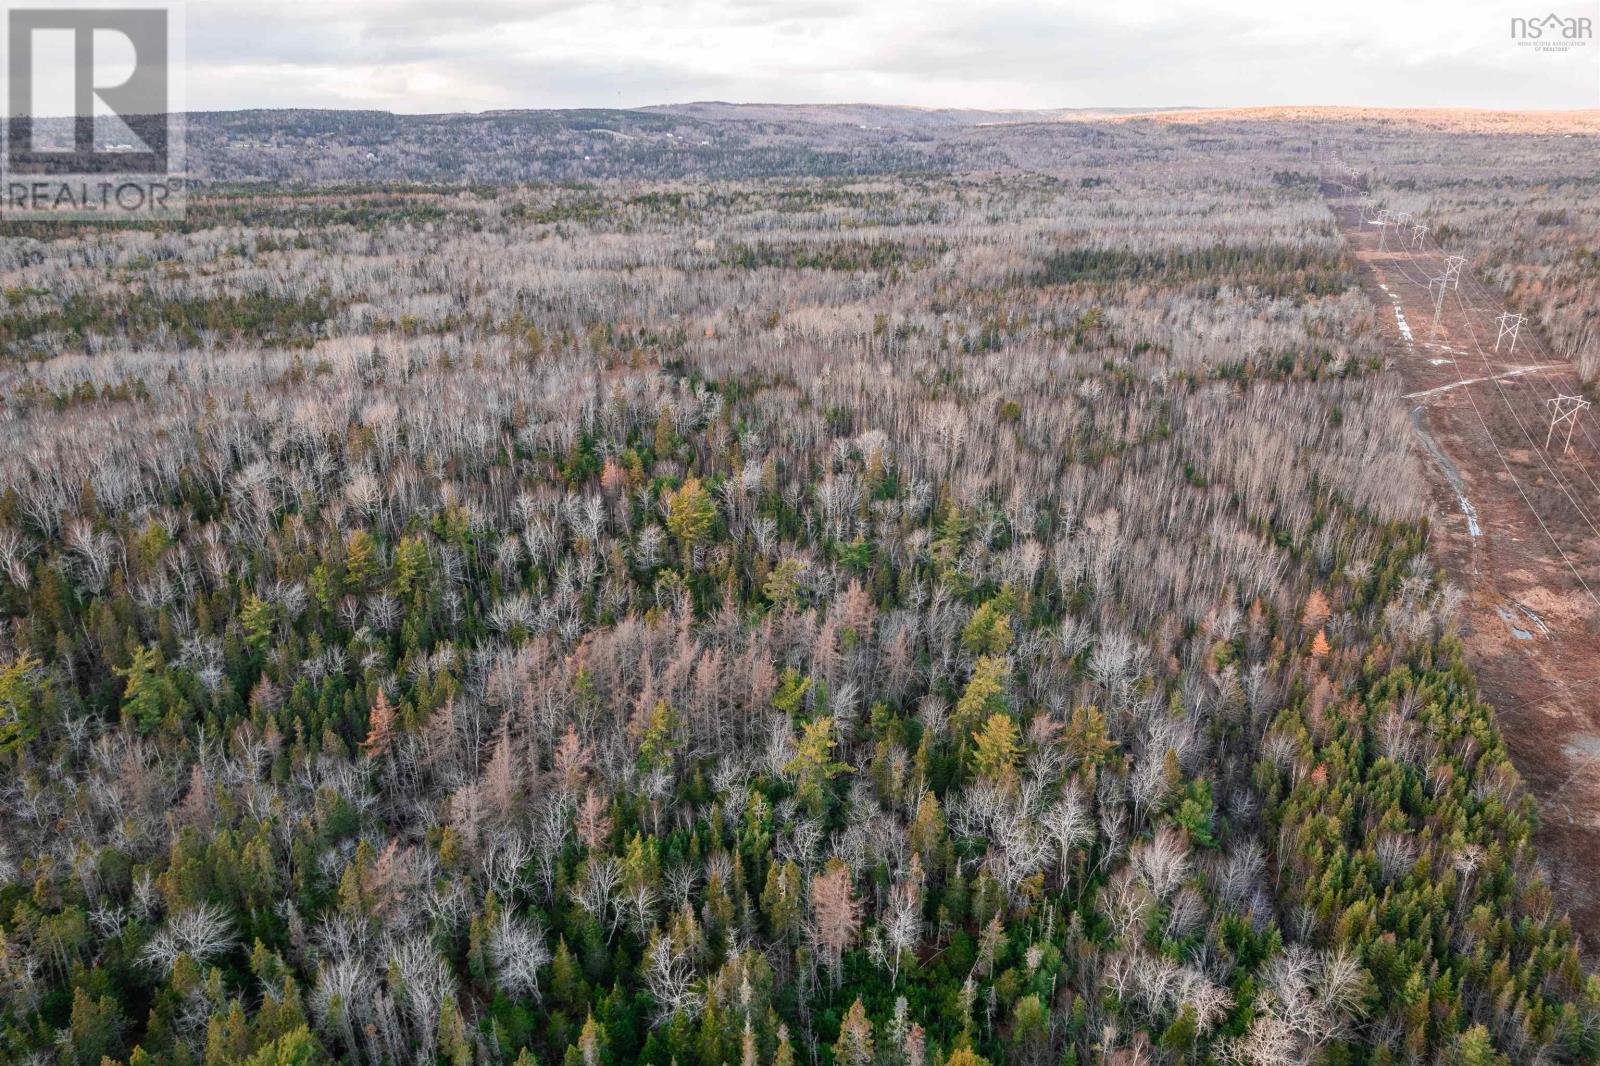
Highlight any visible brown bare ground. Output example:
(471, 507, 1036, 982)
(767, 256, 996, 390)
(1328, 188, 1600, 960)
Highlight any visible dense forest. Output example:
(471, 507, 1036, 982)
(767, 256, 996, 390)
(1, 113, 1598, 1066)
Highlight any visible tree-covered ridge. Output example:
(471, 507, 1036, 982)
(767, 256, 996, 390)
(0, 155, 1595, 1066)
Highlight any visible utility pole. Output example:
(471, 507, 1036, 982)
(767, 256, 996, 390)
(1545, 395, 1592, 455)
(1495, 312, 1524, 355)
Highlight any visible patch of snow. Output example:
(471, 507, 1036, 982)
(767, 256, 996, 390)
(1394, 305, 1413, 343)
(1495, 605, 1532, 640)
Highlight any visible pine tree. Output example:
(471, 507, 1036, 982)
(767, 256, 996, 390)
(653, 407, 675, 459)
(832, 998, 874, 1066)
(786, 716, 852, 816)
(0, 652, 44, 754)
(118, 644, 181, 734)
(1063, 704, 1115, 770)
(66, 986, 123, 1066)
(551, 939, 584, 1009)
(761, 859, 805, 942)
(577, 1011, 605, 1066)
(763, 558, 804, 607)
(774, 1024, 796, 1066)
(1451, 1026, 1508, 1066)
(240, 1025, 326, 1066)
(1158, 1003, 1199, 1056)
(960, 597, 1014, 656)
(393, 535, 431, 598)
(241, 591, 275, 650)
(909, 791, 947, 859)
(362, 688, 396, 756)
(810, 861, 860, 985)
(1302, 587, 1331, 629)
(345, 529, 379, 589)
(636, 699, 678, 772)
(952, 656, 1008, 740)
(437, 998, 472, 1066)
(665, 477, 716, 558)
(971, 713, 1021, 784)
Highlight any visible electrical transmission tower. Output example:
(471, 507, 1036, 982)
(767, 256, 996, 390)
(1545, 395, 1592, 455)
(1426, 258, 1467, 339)
(1410, 223, 1427, 248)
(1428, 276, 1449, 338)
(1495, 312, 1524, 355)
(1374, 208, 1393, 251)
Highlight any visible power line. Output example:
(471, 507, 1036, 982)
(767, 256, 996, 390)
(1327, 168, 1600, 611)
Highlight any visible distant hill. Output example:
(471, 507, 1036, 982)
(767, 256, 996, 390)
(171, 104, 1600, 186)
(638, 101, 1183, 128)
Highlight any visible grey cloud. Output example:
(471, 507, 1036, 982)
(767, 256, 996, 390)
(181, 0, 1600, 111)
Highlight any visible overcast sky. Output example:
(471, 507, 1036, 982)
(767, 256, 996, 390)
(185, 0, 1600, 113)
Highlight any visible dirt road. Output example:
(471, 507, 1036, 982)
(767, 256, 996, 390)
(1327, 188, 1600, 959)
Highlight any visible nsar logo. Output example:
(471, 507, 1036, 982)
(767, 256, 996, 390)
(1510, 12, 1593, 51)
